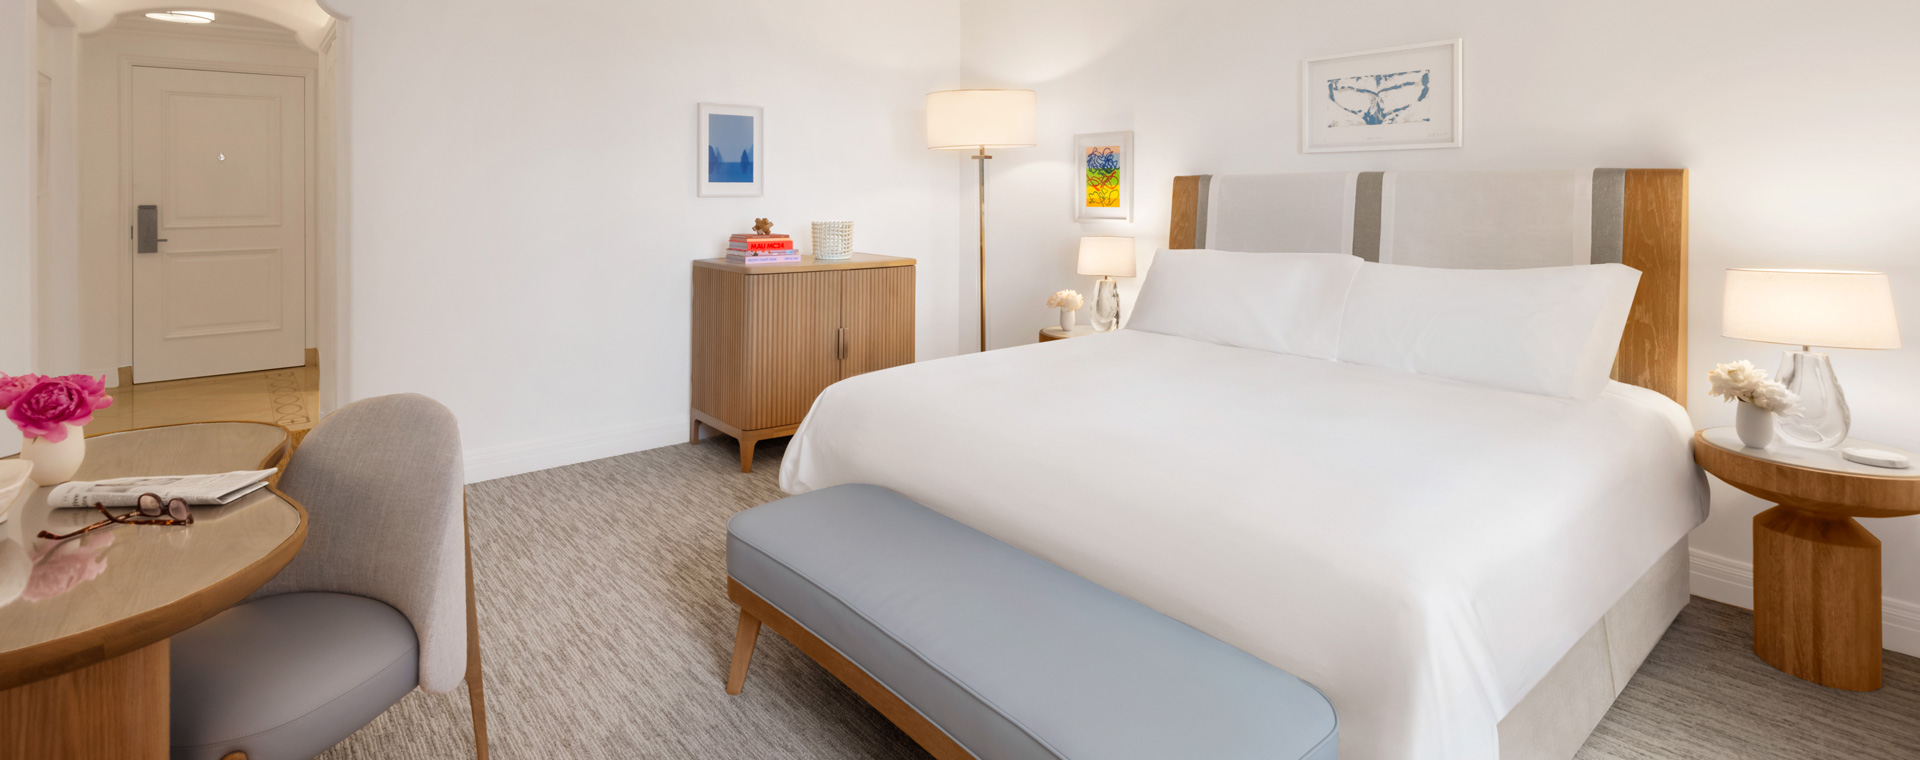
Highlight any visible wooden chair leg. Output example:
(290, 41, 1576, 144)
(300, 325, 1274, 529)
(726, 609, 762, 695)
(739, 437, 757, 473)
(463, 494, 491, 760)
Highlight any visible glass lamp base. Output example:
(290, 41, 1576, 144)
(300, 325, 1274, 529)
(1774, 350, 1850, 449)
(1092, 277, 1121, 332)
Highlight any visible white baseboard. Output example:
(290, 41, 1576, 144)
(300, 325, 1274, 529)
(463, 415, 687, 483)
(1689, 547, 1920, 658)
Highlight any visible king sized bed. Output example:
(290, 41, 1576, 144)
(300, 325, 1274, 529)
(780, 169, 1704, 760)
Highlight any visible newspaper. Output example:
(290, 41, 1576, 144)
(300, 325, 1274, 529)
(47, 469, 277, 509)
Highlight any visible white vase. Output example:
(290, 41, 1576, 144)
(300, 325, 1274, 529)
(21, 425, 85, 486)
(1735, 401, 1774, 449)
(1059, 309, 1076, 331)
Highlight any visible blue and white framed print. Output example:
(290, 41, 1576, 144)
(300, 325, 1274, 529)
(698, 103, 764, 197)
(1302, 39, 1462, 153)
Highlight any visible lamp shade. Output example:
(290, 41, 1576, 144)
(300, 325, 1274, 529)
(1077, 236, 1137, 277)
(1722, 268, 1901, 350)
(925, 89, 1036, 150)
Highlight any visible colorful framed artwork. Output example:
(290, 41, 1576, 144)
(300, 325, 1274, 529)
(1302, 39, 1462, 153)
(698, 103, 763, 197)
(1073, 131, 1132, 222)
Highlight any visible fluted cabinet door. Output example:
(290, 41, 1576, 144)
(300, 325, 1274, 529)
(840, 267, 916, 380)
(745, 271, 842, 430)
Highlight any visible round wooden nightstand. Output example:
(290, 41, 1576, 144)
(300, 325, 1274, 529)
(1038, 326, 1098, 342)
(1692, 427, 1920, 691)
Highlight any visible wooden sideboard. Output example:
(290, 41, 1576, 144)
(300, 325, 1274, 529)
(691, 253, 915, 472)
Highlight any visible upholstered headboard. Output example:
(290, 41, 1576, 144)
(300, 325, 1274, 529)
(1169, 169, 1689, 406)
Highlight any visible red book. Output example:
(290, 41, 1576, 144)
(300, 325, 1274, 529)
(728, 241, 795, 252)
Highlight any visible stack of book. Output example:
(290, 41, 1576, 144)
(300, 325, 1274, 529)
(726, 234, 801, 266)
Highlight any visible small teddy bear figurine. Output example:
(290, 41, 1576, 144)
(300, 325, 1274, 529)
(752, 218, 773, 236)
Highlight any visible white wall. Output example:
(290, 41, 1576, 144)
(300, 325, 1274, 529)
(961, 0, 1920, 652)
(73, 24, 317, 382)
(36, 7, 80, 378)
(1, 0, 38, 457)
(323, 0, 964, 481)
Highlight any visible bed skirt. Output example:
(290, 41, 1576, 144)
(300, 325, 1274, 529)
(1497, 540, 1691, 758)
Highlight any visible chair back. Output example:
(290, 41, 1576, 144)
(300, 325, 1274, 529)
(254, 394, 469, 692)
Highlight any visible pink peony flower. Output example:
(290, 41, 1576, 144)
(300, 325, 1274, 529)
(6, 377, 101, 442)
(0, 373, 43, 410)
(54, 374, 113, 414)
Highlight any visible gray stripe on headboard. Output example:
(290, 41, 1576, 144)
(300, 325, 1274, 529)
(1195, 175, 1212, 248)
(1591, 168, 1627, 265)
(1353, 172, 1385, 262)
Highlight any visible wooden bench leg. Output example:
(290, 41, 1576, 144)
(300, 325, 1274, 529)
(739, 437, 757, 473)
(726, 609, 762, 695)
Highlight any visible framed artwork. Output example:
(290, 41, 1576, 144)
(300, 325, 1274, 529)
(698, 103, 763, 197)
(1301, 39, 1462, 153)
(1073, 131, 1133, 222)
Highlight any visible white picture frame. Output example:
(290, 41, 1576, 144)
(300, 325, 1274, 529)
(697, 103, 764, 197)
(1073, 131, 1133, 222)
(1301, 39, 1462, 153)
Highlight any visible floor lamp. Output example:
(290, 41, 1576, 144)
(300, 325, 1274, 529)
(926, 89, 1037, 352)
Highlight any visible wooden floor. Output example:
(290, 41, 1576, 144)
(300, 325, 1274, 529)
(88, 363, 320, 436)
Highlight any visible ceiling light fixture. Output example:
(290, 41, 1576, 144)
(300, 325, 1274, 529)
(145, 11, 216, 24)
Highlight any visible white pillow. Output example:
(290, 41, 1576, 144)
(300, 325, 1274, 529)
(1335, 262, 1641, 400)
(1127, 249, 1361, 360)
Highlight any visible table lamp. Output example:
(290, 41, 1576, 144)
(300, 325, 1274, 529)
(1722, 268, 1902, 448)
(927, 89, 1037, 352)
(1077, 236, 1136, 331)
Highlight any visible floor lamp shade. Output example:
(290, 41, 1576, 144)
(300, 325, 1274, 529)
(925, 90, 1037, 149)
(1722, 269, 1901, 350)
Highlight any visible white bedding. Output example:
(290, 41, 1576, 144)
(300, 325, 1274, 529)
(780, 330, 1708, 760)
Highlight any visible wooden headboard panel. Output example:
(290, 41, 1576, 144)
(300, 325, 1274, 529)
(1169, 169, 1689, 406)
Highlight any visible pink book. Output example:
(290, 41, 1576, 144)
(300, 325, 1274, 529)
(726, 253, 802, 265)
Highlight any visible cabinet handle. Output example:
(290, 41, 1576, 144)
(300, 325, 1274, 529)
(837, 327, 848, 360)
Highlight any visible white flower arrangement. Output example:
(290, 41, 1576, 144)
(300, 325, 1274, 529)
(1707, 360, 1799, 413)
(1047, 289, 1084, 311)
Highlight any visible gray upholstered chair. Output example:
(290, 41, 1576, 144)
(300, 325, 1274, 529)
(168, 394, 489, 760)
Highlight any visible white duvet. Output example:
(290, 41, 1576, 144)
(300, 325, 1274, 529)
(780, 330, 1708, 760)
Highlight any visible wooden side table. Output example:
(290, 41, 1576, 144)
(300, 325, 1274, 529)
(1038, 326, 1097, 342)
(1692, 428, 1920, 691)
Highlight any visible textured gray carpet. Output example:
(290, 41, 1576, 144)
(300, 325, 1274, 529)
(316, 438, 1920, 759)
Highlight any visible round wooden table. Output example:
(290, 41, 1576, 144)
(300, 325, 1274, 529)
(0, 422, 306, 759)
(1692, 427, 1920, 691)
(1038, 325, 1098, 342)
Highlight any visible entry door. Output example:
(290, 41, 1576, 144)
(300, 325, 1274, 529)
(131, 66, 306, 383)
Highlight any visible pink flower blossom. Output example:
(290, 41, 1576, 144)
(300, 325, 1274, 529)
(6, 377, 101, 442)
(0, 373, 43, 410)
(54, 374, 114, 415)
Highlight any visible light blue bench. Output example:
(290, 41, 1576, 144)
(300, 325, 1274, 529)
(724, 484, 1338, 760)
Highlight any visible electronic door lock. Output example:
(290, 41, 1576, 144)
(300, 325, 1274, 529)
(136, 205, 166, 253)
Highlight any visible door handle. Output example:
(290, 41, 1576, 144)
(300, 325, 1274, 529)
(136, 205, 167, 253)
(836, 327, 848, 361)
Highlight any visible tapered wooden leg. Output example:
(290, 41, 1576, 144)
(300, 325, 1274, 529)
(0, 640, 169, 760)
(1753, 505, 1883, 691)
(726, 609, 762, 695)
(689, 416, 703, 445)
(739, 437, 757, 473)
(463, 496, 491, 759)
